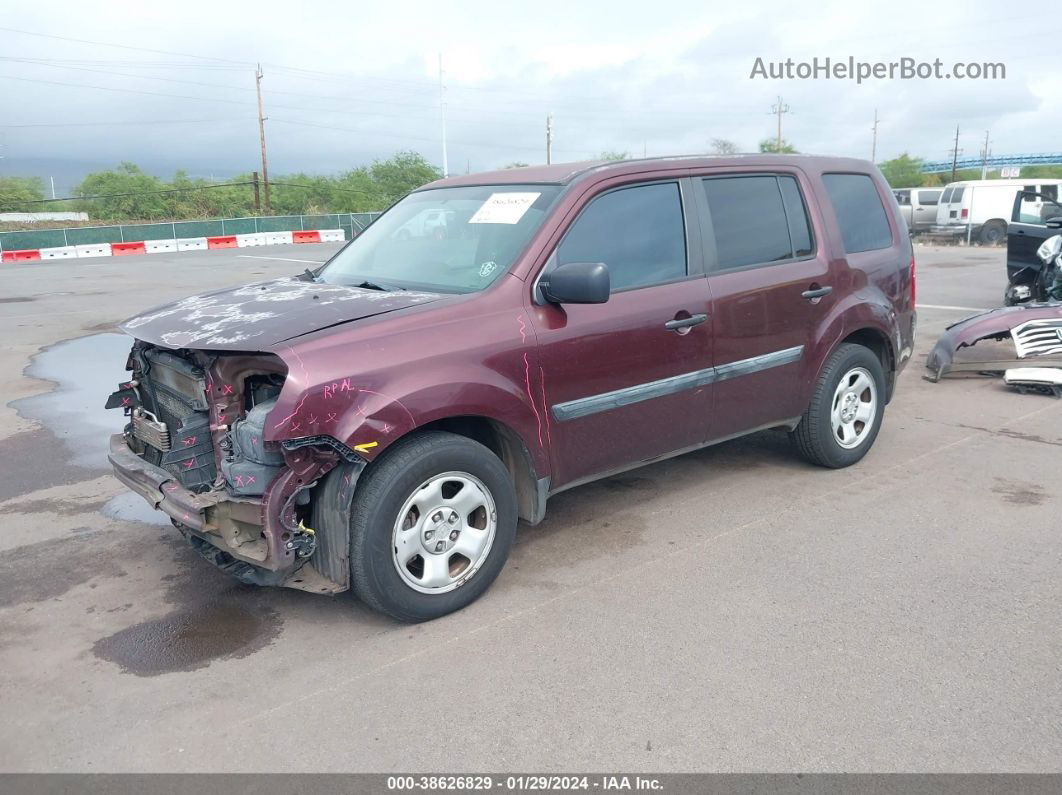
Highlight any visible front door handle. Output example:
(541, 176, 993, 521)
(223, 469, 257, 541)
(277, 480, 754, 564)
(664, 313, 708, 331)
(801, 285, 833, 300)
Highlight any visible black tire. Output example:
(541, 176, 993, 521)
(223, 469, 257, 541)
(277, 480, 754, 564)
(348, 430, 517, 622)
(790, 343, 887, 468)
(979, 220, 1006, 245)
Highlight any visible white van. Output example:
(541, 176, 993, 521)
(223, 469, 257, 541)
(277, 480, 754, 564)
(933, 179, 1062, 244)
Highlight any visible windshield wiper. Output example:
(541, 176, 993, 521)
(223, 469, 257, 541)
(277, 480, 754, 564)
(300, 268, 318, 282)
(356, 280, 404, 292)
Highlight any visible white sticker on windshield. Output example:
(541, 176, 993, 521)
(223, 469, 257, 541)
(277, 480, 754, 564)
(468, 192, 540, 224)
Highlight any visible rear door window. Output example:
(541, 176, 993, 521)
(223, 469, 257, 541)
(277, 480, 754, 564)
(941, 187, 954, 204)
(701, 175, 813, 269)
(556, 181, 687, 292)
(951, 186, 966, 202)
(821, 173, 893, 253)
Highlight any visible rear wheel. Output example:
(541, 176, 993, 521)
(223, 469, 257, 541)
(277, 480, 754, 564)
(979, 219, 1006, 245)
(790, 343, 886, 468)
(348, 431, 517, 621)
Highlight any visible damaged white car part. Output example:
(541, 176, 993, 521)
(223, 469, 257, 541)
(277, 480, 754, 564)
(1004, 368, 1062, 398)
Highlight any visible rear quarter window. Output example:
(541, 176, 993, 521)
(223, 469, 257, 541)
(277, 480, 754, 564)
(822, 173, 893, 254)
(918, 190, 941, 206)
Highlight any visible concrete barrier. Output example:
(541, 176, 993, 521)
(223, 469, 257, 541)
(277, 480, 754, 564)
(39, 246, 77, 260)
(112, 242, 147, 256)
(264, 231, 294, 246)
(177, 237, 208, 251)
(145, 239, 178, 253)
(75, 243, 112, 259)
(292, 230, 322, 244)
(319, 229, 345, 242)
(206, 236, 238, 249)
(236, 233, 267, 247)
(2, 249, 42, 262)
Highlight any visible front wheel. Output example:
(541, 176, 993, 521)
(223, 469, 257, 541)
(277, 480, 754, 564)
(790, 343, 886, 468)
(348, 431, 517, 621)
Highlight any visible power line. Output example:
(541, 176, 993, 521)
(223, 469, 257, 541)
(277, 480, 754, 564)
(7, 180, 373, 206)
(0, 118, 244, 128)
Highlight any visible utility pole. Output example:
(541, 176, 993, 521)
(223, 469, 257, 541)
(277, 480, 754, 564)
(980, 130, 991, 179)
(252, 171, 261, 212)
(950, 124, 960, 183)
(545, 113, 553, 165)
(770, 96, 789, 152)
(870, 109, 879, 162)
(438, 53, 448, 178)
(255, 64, 271, 213)
(49, 176, 56, 199)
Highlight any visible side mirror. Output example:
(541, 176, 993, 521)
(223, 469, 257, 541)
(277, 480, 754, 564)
(540, 261, 610, 304)
(1046, 218, 1062, 229)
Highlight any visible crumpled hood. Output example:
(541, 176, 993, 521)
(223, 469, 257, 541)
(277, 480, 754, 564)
(120, 277, 443, 350)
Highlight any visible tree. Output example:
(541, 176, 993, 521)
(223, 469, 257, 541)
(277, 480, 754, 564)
(877, 154, 926, 188)
(710, 139, 739, 155)
(597, 150, 631, 161)
(73, 162, 169, 220)
(369, 151, 442, 205)
(0, 177, 46, 211)
(759, 139, 797, 154)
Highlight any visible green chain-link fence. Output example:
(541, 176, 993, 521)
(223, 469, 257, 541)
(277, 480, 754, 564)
(0, 212, 381, 252)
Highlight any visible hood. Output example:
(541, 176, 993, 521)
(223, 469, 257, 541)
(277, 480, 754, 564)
(120, 277, 444, 351)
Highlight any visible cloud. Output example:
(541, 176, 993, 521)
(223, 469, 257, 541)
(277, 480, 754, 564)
(0, 0, 1053, 191)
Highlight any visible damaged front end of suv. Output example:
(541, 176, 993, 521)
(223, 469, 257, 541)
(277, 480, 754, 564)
(105, 276, 442, 594)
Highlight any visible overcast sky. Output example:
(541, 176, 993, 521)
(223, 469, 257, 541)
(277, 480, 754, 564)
(0, 0, 1052, 193)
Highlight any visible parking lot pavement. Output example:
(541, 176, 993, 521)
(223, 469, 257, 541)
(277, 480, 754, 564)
(0, 244, 1058, 772)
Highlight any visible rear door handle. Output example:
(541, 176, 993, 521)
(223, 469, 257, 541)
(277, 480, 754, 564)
(664, 313, 708, 331)
(801, 285, 833, 300)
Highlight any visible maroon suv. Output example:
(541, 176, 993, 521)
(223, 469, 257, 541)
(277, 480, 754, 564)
(107, 155, 915, 620)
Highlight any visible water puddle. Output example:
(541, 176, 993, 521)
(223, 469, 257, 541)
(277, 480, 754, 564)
(14, 333, 131, 469)
(101, 491, 170, 527)
(92, 602, 281, 676)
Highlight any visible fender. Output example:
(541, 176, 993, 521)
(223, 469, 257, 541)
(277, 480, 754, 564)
(266, 346, 551, 479)
(802, 288, 898, 406)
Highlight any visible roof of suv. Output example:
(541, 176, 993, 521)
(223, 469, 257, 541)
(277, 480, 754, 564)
(419, 154, 879, 190)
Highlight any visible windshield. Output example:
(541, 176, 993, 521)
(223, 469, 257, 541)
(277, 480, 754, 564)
(317, 184, 562, 293)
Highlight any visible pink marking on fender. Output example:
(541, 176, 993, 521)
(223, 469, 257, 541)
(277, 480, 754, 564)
(289, 422, 302, 433)
(539, 365, 552, 448)
(517, 313, 528, 344)
(356, 387, 417, 428)
(522, 352, 543, 448)
(182, 436, 197, 447)
(325, 413, 338, 424)
(246, 475, 256, 486)
(234, 475, 245, 487)
(340, 378, 353, 392)
(120, 397, 131, 407)
(183, 457, 196, 469)
(381, 423, 393, 434)
(163, 483, 179, 493)
(221, 384, 235, 395)
(306, 414, 318, 424)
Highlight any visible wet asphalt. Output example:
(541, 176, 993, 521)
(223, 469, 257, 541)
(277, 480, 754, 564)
(0, 242, 1059, 771)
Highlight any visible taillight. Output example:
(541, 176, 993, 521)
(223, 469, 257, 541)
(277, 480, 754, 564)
(909, 253, 916, 305)
(960, 208, 969, 219)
